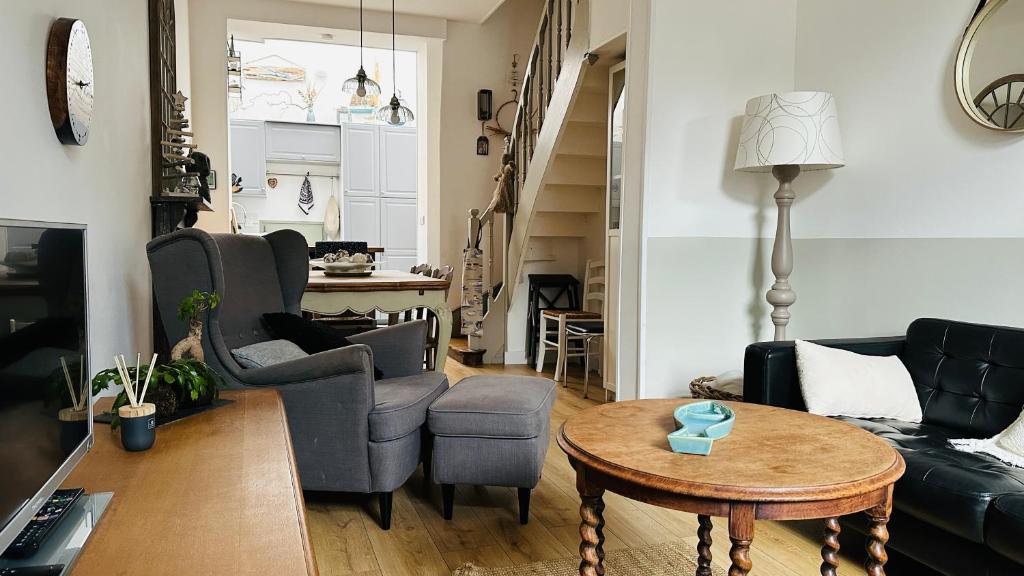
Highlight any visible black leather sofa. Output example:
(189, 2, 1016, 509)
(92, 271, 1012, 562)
(744, 318, 1024, 576)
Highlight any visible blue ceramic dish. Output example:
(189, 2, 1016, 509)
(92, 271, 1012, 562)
(666, 401, 736, 455)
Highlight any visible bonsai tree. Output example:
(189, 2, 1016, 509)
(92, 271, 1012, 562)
(172, 290, 220, 361)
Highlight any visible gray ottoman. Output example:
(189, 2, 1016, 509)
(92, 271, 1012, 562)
(427, 375, 557, 524)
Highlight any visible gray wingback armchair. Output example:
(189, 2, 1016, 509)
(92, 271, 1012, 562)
(146, 228, 448, 529)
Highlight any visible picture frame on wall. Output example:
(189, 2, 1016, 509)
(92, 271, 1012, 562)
(206, 170, 217, 190)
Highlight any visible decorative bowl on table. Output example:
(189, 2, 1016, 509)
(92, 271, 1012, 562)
(322, 260, 374, 277)
(666, 400, 736, 456)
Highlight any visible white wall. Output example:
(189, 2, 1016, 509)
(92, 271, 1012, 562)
(794, 0, 1024, 239)
(639, 0, 797, 397)
(636, 0, 1024, 398)
(590, 0, 628, 51)
(1, 1, 153, 378)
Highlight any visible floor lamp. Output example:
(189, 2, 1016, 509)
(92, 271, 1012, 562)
(734, 92, 845, 341)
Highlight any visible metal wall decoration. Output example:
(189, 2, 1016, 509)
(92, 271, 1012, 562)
(477, 89, 493, 121)
(477, 124, 490, 156)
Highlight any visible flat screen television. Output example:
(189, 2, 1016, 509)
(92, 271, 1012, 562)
(0, 220, 91, 554)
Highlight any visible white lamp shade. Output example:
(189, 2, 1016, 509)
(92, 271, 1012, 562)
(734, 91, 845, 172)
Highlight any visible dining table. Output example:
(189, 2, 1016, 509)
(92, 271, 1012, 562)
(302, 270, 452, 371)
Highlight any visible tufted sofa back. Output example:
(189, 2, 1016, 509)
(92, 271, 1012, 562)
(901, 318, 1024, 438)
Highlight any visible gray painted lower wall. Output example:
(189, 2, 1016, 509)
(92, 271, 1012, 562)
(643, 236, 1024, 398)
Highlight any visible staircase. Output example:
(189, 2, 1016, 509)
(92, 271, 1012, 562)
(465, 0, 608, 364)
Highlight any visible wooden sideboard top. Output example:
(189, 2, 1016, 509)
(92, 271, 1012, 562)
(65, 390, 318, 576)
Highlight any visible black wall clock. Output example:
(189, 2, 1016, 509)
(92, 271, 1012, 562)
(46, 18, 94, 146)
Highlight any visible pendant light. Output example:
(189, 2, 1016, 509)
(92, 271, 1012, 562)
(342, 0, 381, 97)
(376, 0, 414, 126)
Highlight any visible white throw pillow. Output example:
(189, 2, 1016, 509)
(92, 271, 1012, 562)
(951, 409, 1024, 468)
(794, 340, 922, 422)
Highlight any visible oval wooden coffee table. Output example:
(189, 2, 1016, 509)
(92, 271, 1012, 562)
(557, 399, 905, 576)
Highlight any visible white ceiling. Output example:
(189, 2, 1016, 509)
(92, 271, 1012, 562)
(288, 0, 508, 24)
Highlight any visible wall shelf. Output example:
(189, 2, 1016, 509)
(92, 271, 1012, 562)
(151, 196, 213, 212)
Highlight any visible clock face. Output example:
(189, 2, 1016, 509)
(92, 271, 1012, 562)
(46, 18, 94, 146)
(66, 21, 94, 145)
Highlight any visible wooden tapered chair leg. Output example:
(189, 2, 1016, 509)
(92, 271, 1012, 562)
(518, 488, 532, 525)
(378, 492, 393, 530)
(442, 484, 455, 520)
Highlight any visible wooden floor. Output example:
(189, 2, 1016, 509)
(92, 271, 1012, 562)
(304, 358, 872, 576)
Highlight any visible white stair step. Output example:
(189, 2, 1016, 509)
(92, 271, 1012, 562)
(530, 211, 592, 237)
(570, 91, 607, 121)
(581, 69, 606, 92)
(547, 156, 606, 186)
(523, 240, 557, 262)
(559, 123, 607, 157)
(537, 184, 604, 213)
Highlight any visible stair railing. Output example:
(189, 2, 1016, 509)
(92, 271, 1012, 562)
(508, 0, 578, 215)
(461, 0, 579, 345)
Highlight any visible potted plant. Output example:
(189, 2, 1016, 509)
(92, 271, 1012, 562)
(172, 289, 220, 361)
(92, 357, 224, 429)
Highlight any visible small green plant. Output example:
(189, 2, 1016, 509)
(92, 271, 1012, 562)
(177, 289, 221, 324)
(93, 357, 224, 428)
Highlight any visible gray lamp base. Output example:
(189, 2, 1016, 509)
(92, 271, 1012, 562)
(768, 165, 800, 341)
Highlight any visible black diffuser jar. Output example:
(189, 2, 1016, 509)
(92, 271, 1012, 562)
(119, 404, 156, 452)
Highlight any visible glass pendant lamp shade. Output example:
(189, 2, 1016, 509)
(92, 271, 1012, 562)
(377, 0, 414, 125)
(342, 66, 381, 97)
(342, 0, 381, 97)
(376, 95, 414, 125)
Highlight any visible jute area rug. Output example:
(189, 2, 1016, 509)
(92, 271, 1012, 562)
(452, 541, 727, 576)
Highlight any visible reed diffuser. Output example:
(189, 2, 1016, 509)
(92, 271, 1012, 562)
(58, 355, 89, 454)
(114, 353, 159, 452)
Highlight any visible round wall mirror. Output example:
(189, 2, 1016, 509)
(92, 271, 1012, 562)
(956, 0, 1024, 131)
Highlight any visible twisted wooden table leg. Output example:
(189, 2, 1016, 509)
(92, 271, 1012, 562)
(865, 507, 890, 576)
(696, 515, 713, 576)
(728, 503, 755, 576)
(578, 492, 606, 576)
(820, 517, 840, 576)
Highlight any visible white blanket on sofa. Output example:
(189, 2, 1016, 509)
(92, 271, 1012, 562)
(950, 408, 1024, 469)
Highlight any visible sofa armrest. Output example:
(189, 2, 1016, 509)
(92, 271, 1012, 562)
(229, 344, 377, 492)
(348, 320, 428, 379)
(239, 344, 373, 386)
(743, 336, 906, 410)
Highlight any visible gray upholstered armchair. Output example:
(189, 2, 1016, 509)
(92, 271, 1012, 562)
(146, 228, 448, 529)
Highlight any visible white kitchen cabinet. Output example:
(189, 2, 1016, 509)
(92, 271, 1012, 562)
(343, 196, 380, 246)
(341, 123, 419, 270)
(343, 124, 379, 197)
(378, 127, 417, 197)
(380, 197, 417, 252)
(229, 120, 266, 197)
(265, 122, 341, 163)
(383, 252, 418, 272)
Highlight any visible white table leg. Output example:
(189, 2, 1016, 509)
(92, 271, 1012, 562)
(536, 315, 547, 372)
